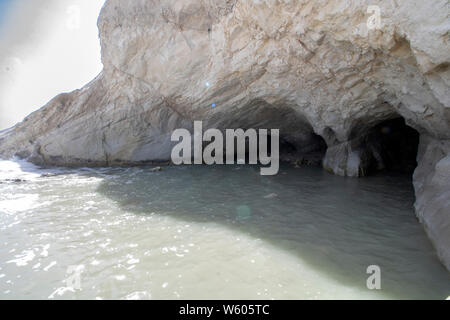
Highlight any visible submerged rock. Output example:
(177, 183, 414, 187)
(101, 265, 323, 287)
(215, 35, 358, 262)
(40, 173, 58, 178)
(0, 0, 448, 270)
(3, 179, 27, 184)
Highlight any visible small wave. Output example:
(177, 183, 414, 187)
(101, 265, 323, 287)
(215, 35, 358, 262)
(0, 158, 68, 182)
(0, 194, 40, 214)
(7, 250, 36, 267)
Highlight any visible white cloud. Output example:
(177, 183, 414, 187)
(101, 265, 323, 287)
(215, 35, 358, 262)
(0, 0, 106, 130)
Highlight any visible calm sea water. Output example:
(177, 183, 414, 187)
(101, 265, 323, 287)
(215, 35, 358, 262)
(0, 159, 448, 299)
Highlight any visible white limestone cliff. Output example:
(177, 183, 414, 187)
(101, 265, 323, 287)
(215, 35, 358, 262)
(0, 0, 449, 270)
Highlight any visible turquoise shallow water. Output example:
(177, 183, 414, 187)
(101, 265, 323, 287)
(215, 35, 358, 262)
(0, 159, 449, 299)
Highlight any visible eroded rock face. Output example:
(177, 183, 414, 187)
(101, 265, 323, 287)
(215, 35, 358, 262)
(0, 0, 449, 269)
(414, 136, 450, 270)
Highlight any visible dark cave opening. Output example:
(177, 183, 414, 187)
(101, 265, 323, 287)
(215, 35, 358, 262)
(204, 129, 328, 167)
(279, 133, 328, 166)
(365, 117, 420, 175)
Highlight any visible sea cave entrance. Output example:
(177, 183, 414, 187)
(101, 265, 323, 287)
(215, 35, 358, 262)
(364, 117, 420, 175)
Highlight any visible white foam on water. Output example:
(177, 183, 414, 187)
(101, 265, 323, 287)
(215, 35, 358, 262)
(0, 157, 69, 182)
(0, 158, 43, 181)
(40, 244, 50, 257)
(124, 291, 152, 300)
(43, 261, 57, 272)
(0, 194, 40, 214)
(7, 250, 36, 267)
(48, 287, 75, 299)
